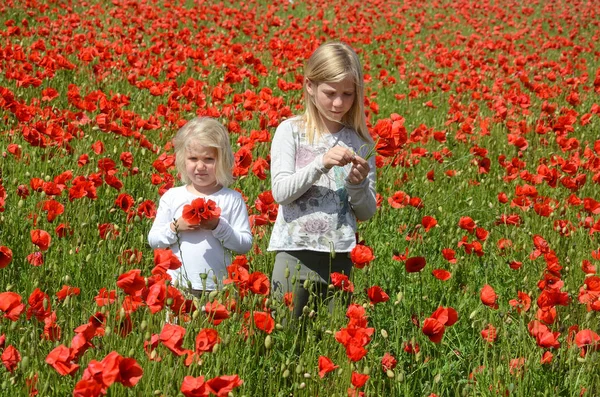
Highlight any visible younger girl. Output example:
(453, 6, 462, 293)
(148, 117, 252, 295)
(268, 42, 377, 317)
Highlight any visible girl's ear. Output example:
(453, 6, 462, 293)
(305, 78, 315, 96)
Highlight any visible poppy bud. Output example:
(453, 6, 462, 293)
(265, 335, 273, 349)
(192, 310, 199, 320)
(18, 200, 23, 208)
(20, 356, 29, 371)
(208, 290, 218, 301)
(5, 284, 12, 291)
(212, 343, 220, 353)
(105, 326, 112, 336)
(276, 323, 284, 331)
(128, 348, 135, 357)
(284, 267, 290, 279)
(150, 350, 157, 360)
(144, 331, 151, 340)
(10, 321, 17, 331)
(85, 254, 92, 262)
(386, 369, 394, 378)
(282, 369, 290, 378)
(381, 329, 388, 339)
(303, 279, 311, 290)
(299, 382, 306, 389)
(303, 373, 311, 378)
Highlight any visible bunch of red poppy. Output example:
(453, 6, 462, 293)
(422, 306, 458, 343)
(181, 198, 221, 226)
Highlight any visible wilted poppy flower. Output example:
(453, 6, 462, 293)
(330, 272, 354, 293)
(381, 352, 397, 371)
(481, 324, 497, 344)
(1, 345, 21, 373)
(318, 355, 339, 378)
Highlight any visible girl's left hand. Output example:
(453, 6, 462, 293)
(347, 155, 370, 185)
(198, 216, 220, 230)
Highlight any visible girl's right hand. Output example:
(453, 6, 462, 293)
(170, 217, 200, 232)
(323, 146, 356, 169)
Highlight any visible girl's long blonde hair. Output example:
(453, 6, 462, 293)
(302, 42, 371, 144)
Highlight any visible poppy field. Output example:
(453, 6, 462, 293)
(1, 0, 600, 395)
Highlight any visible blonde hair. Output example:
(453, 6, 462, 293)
(173, 117, 234, 187)
(302, 42, 371, 143)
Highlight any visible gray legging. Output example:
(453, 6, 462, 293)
(271, 250, 353, 318)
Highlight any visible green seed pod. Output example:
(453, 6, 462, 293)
(265, 335, 273, 349)
(303, 279, 310, 290)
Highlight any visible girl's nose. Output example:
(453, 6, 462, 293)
(332, 96, 343, 107)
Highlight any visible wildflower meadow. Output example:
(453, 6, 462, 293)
(1, 0, 600, 395)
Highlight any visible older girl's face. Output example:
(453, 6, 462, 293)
(184, 141, 221, 195)
(306, 75, 355, 133)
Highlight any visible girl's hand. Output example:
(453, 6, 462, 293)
(198, 216, 220, 231)
(171, 217, 200, 232)
(347, 155, 370, 185)
(323, 146, 356, 169)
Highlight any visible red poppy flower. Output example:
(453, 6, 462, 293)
(421, 216, 437, 232)
(509, 291, 531, 313)
(441, 248, 457, 264)
(0, 291, 25, 321)
(181, 375, 209, 397)
(206, 375, 243, 397)
(351, 372, 369, 388)
(46, 345, 80, 376)
(56, 285, 81, 301)
(422, 317, 445, 343)
(116, 269, 146, 296)
(195, 328, 220, 355)
(248, 271, 270, 295)
(95, 288, 117, 306)
(388, 190, 410, 208)
(159, 323, 188, 356)
(350, 244, 375, 269)
(318, 355, 339, 378)
(0, 246, 13, 268)
(1, 345, 21, 373)
(366, 285, 389, 304)
(432, 269, 451, 281)
(480, 284, 499, 309)
(405, 256, 426, 273)
(458, 216, 476, 233)
(575, 329, 600, 357)
(330, 272, 354, 292)
(253, 311, 275, 334)
(182, 198, 221, 226)
(30, 229, 51, 251)
(204, 300, 230, 325)
(40, 199, 65, 222)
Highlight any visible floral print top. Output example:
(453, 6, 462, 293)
(268, 117, 377, 253)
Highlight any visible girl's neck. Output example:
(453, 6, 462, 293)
(323, 119, 345, 134)
(186, 183, 222, 196)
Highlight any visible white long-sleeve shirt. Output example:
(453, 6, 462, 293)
(148, 185, 252, 290)
(268, 117, 377, 253)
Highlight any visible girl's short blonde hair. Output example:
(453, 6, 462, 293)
(173, 117, 234, 187)
(302, 41, 371, 144)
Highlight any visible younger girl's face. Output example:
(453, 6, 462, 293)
(307, 74, 356, 133)
(184, 141, 221, 195)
